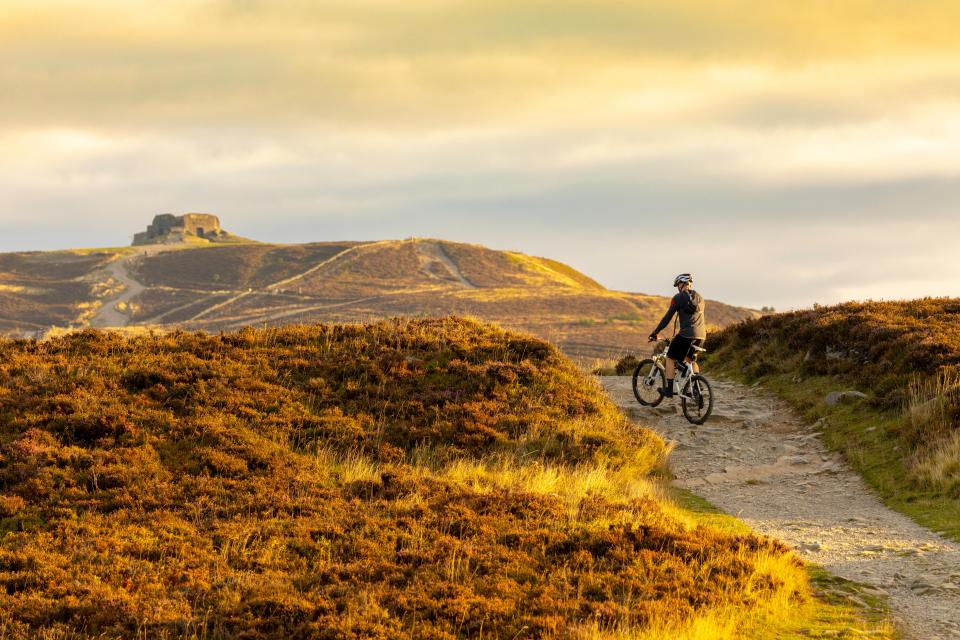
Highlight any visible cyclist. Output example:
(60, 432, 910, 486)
(648, 273, 706, 397)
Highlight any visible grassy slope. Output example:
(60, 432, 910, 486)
(0, 318, 889, 639)
(0, 240, 758, 359)
(0, 251, 119, 332)
(706, 299, 960, 541)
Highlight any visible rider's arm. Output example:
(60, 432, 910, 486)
(651, 296, 679, 336)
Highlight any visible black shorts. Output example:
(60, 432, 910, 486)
(667, 336, 704, 362)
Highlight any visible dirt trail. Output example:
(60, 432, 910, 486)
(264, 241, 388, 292)
(416, 241, 477, 289)
(183, 242, 379, 323)
(601, 376, 960, 640)
(89, 245, 176, 328)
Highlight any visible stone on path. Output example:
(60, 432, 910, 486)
(825, 390, 869, 406)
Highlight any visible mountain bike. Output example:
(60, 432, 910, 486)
(631, 339, 714, 425)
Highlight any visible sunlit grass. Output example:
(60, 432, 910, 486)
(0, 317, 895, 638)
(708, 298, 960, 540)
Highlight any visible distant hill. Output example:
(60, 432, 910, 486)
(0, 238, 757, 358)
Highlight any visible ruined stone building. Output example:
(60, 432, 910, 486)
(133, 213, 228, 245)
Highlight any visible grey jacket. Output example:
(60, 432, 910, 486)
(653, 290, 707, 339)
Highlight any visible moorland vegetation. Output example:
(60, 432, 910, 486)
(0, 239, 757, 358)
(0, 317, 825, 639)
(708, 298, 960, 537)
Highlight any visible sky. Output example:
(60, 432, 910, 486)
(1, 0, 959, 310)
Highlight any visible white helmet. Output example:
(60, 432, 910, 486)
(673, 273, 693, 287)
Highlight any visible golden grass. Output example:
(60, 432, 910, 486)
(708, 298, 960, 530)
(0, 317, 820, 639)
(907, 368, 960, 495)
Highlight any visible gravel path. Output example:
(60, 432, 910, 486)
(418, 241, 477, 289)
(89, 245, 180, 328)
(601, 376, 960, 640)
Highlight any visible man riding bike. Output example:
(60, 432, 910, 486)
(648, 273, 706, 398)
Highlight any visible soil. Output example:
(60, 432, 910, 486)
(89, 245, 178, 328)
(602, 376, 960, 640)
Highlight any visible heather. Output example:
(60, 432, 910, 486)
(708, 299, 960, 533)
(0, 318, 810, 639)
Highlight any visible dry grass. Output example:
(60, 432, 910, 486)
(0, 239, 758, 359)
(906, 368, 960, 495)
(132, 243, 359, 293)
(0, 317, 815, 639)
(709, 297, 960, 500)
(0, 251, 118, 330)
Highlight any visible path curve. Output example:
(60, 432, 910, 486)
(601, 376, 960, 640)
(88, 246, 170, 328)
(417, 241, 477, 289)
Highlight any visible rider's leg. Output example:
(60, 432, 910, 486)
(686, 356, 699, 374)
(664, 358, 676, 395)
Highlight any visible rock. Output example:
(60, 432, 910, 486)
(825, 346, 845, 361)
(864, 426, 877, 433)
(825, 390, 868, 406)
(816, 462, 842, 474)
(799, 542, 822, 552)
(910, 579, 936, 594)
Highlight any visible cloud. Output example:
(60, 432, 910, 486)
(1, 1, 959, 309)
(2, 0, 960, 130)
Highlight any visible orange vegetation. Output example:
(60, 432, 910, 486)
(0, 318, 805, 638)
(709, 299, 960, 497)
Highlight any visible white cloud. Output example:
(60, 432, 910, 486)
(2, 2, 960, 309)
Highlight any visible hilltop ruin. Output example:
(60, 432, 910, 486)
(133, 213, 230, 245)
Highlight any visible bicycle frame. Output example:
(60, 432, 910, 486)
(648, 339, 700, 400)
(639, 341, 669, 390)
(649, 340, 669, 367)
(635, 339, 713, 424)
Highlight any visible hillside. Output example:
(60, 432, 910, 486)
(0, 238, 756, 359)
(0, 318, 822, 639)
(707, 298, 960, 538)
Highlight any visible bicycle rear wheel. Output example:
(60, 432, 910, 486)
(632, 359, 665, 406)
(681, 374, 713, 424)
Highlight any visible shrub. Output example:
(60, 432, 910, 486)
(0, 318, 806, 639)
(709, 299, 960, 495)
(614, 354, 641, 376)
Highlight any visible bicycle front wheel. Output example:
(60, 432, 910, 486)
(681, 374, 713, 424)
(632, 359, 665, 406)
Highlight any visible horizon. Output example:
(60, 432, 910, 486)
(3, 217, 956, 314)
(2, 1, 959, 310)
